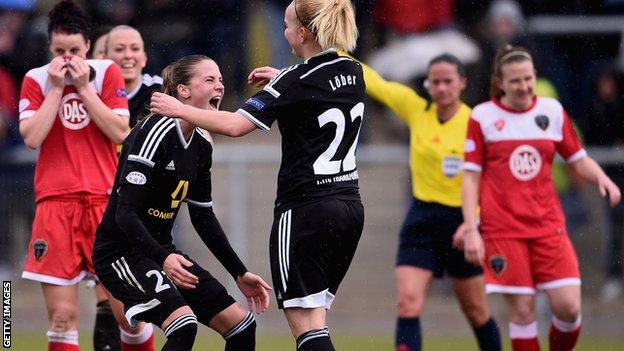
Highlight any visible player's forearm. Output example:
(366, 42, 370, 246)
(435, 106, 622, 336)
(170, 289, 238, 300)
(461, 171, 481, 229)
(569, 156, 608, 184)
(190, 207, 248, 278)
(78, 86, 129, 143)
(19, 88, 63, 149)
(115, 203, 169, 266)
(179, 104, 254, 137)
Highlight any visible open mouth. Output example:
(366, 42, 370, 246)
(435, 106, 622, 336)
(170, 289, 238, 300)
(120, 62, 135, 70)
(209, 96, 221, 110)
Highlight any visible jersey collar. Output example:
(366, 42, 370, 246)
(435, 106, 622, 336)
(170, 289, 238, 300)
(174, 118, 194, 149)
(304, 48, 338, 64)
(493, 95, 538, 114)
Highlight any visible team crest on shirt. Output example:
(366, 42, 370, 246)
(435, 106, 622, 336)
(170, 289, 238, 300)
(494, 119, 505, 131)
(509, 144, 542, 181)
(59, 93, 90, 130)
(33, 239, 48, 261)
(535, 114, 550, 131)
(489, 255, 507, 276)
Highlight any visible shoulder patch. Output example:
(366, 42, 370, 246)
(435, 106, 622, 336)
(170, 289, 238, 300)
(126, 171, 147, 185)
(19, 98, 30, 113)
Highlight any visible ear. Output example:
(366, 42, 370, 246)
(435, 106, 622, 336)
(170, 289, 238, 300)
(177, 84, 190, 99)
(299, 26, 307, 43)
(85, 39, 91, 53)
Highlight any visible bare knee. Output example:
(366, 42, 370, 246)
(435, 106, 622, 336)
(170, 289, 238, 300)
(506, 296, 536, 325)
(397, 292, 425, 318)
(49, 305, 78, 332)
(551, 299, 581, 323)
(461, 301, 490, 327)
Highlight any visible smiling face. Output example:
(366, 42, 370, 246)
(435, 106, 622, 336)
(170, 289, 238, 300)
(497, 60, 536, 110)
(49, 32, 90, 59)
(427, 61, 466, 109)
(183, 59, 224, 111)
(106, 28, 147, 87)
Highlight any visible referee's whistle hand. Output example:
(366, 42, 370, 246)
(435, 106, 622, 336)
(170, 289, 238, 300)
(164, 253, 200, 289)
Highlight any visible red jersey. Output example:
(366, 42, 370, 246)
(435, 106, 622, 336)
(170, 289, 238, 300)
(18, 59, 129, 202)
(464, 96, 585, 239)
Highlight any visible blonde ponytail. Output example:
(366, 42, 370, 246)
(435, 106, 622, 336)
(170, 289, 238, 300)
(296, 0, 358, 52)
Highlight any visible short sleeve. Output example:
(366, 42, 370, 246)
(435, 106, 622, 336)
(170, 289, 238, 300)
(101, 63, 130, 117)
(556, 110, 586, 163)
(463, 117, 485, 172)
(236, 67, 297, 132)
(18, 75, 44, 120)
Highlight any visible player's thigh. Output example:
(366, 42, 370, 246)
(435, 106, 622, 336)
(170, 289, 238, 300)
(42, 283, 79, 322)
(177, 254, 236, 327)
(283, 307, 326, 339)
(395, 266, 432, 316)
(93, 251, 187, 328)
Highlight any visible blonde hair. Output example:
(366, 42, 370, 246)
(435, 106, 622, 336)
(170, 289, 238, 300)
(295, 0, 358, 52)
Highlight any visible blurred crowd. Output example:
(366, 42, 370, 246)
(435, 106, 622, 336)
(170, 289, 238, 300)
(1, 0, 623, 299)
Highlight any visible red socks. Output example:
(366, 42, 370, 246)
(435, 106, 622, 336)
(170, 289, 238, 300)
(47, 330, 80, 351)
(549, 316, 581, 351)
(509, 322, 541, 351)
(120, 323, 155, 351)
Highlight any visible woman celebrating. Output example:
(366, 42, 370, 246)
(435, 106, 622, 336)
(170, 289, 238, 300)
(18, 1, 131, 350)
(353, 53, 501, 351)
(460, 45, 621, 351)
(151, 1, 364, 350)
(93, 55, 271, 351)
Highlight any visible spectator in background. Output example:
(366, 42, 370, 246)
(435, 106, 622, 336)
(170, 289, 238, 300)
(585, 70, 624, 302)
(366, 0, 481, 83)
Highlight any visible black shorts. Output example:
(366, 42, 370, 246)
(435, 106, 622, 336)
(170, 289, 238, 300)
(93, 245, 235, 328)
(396, 198, 483, 279)
(270, 199, 364, 310)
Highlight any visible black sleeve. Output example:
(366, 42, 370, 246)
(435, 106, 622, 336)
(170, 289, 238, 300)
(116, 185, 169, 266)
(114, 118, 173, 266)
(236, 65, 298, 132)
(188, 205, 248, 278)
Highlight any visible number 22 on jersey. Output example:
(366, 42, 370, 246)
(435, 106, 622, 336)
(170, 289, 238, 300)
(313, 102, 364, 175)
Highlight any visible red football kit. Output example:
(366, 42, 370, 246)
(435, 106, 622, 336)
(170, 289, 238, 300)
(464, 96, 584, 294)
(21, 59, 129, 285)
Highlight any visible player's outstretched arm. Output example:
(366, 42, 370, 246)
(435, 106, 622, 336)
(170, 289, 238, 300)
(248, 66, 280, 88)
(569, 156, 621, 207)
(150, 92, 256, 137)
(338, 50, 427, 123)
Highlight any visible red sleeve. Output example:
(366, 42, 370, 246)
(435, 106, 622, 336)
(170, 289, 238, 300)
(463, 117, 485, 172)
(18, 75, 44, 120)
(101, 63, 129, 116)
(556, 110, 585, 163)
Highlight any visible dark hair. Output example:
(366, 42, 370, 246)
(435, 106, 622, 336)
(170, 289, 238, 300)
(161, 55, 213, 99)
(139, 54, 213, 124)
(48, 0, 90, 41)
(490, 44, 533, 98)
(427, 53, 466, 78)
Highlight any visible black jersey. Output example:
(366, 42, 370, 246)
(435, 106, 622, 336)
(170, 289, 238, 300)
(95, 114, 246, 276)
(128, 74, 162, 128)
(238, 49, 365, 211)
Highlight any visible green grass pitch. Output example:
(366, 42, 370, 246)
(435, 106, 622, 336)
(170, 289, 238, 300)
(7, 332, 624, 350)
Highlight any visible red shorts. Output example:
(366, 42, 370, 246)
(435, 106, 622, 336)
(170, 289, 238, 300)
(483, 233, 581, 295)
(22, 195, 108, 285)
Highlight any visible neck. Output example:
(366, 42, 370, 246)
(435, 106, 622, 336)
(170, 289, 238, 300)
(126, 77, 141, 94)
(437, 101, 461, 122)
(178, 118, 194, 140)
(301, 43, 324, 61)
